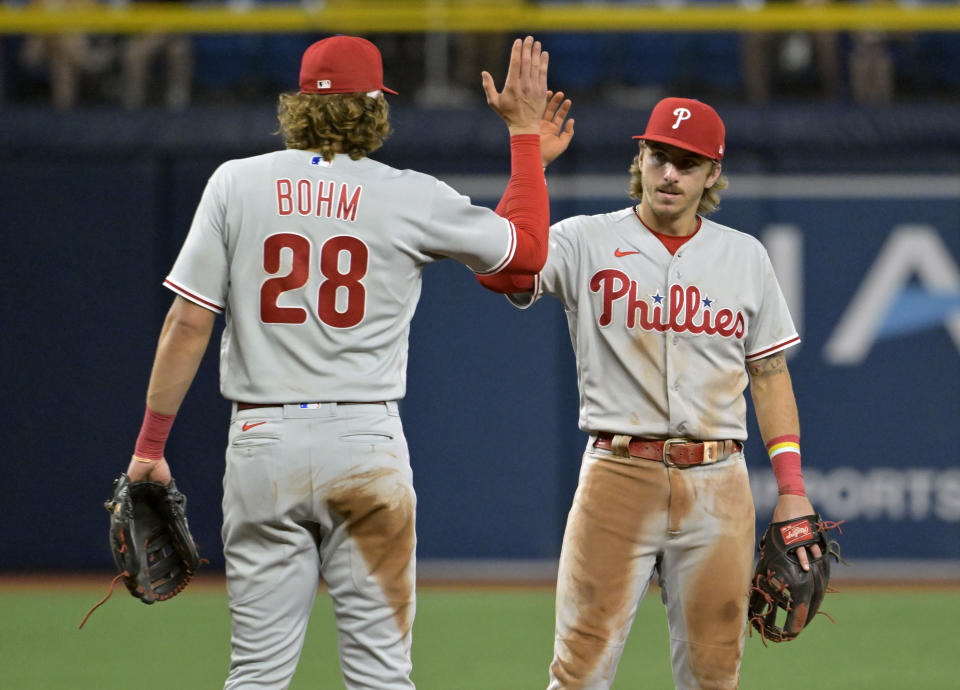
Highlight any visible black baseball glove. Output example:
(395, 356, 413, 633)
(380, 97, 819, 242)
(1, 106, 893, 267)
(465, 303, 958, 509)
(748, 513, 843, 643)
(80, 473, 203, 628)
(106, 473, 202, 603)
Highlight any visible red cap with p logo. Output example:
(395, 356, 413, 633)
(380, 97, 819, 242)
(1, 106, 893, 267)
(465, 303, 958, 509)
(633, 97, 725, 161)
(299, 35, 398, 95)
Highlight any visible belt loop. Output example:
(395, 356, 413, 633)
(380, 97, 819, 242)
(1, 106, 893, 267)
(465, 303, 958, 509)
(703, 440, 719, 464)
(611, 434, 632, 458)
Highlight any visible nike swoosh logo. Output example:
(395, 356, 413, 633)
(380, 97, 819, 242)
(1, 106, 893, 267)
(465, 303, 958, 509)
(242, 421, 267, 432)
(615, 248, 640, 257)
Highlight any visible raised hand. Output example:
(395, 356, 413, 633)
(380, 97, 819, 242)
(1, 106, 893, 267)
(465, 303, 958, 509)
(540, 90, 575, 168)
(481, 36, 549, 135)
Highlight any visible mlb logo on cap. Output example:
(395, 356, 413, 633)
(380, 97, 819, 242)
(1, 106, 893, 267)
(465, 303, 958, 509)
(633, 97, 725, 161)
(299, 35, 398, 96)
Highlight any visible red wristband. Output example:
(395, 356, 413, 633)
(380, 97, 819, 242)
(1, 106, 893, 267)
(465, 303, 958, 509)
(766, 434, 805, 497)
(134, 406, 176, 460)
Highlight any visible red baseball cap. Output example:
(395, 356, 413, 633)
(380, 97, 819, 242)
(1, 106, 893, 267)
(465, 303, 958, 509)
(633, 97, 725, 161)
(299, 35, 398, 96)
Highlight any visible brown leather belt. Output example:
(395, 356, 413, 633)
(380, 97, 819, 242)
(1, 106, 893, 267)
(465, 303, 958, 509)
(594, 433, 742, 467)
(236, 402, 386, 411)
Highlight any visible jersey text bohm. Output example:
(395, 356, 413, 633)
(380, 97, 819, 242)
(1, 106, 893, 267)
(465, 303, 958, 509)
(275, 178, 363, 221)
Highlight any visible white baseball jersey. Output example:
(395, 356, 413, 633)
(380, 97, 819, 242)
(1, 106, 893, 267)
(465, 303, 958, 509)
(165, 149, 522, 403)
(509, 207, 799, 440)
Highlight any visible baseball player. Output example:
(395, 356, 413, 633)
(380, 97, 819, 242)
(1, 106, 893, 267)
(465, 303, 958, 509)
(478, 97, 823, 689)
(121, 34, 551, 689)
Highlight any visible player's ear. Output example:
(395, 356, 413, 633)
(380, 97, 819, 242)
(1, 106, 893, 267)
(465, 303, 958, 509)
(705, 161, 722, 189)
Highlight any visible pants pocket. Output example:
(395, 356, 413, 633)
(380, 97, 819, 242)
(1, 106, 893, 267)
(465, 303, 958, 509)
(340, 431, 395, 443)
(231, 434, 281, 447)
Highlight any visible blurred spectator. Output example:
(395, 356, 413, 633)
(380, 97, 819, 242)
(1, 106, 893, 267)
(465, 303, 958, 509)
(121, 31, 193, 110)
(116, 0, 192, 110)
(741, 0, 908, 105)
(848, 0, 896, 105)
(369, 34, 426, 98)
(19, 0, 116, 109)
(849, 31, 894, 104)
(740, 0, 842, 103)
(414, 32, 511, 108)
(451, 33, 510, 95)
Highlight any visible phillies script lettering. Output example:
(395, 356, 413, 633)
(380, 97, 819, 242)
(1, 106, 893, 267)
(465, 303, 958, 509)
(275, 178, 363, 221)
(590, 269, 745, 338)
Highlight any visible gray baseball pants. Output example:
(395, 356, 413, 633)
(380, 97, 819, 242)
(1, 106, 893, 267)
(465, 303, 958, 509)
(548, 438, 755, 690)
(222, 401, 416, 690)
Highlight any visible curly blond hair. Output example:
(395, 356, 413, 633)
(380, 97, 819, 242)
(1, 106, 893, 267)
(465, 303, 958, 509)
(628, 146, 728, 216)
(276, 92, 392, 161)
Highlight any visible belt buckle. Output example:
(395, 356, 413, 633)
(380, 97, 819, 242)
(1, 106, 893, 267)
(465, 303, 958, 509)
(662, 438, 689, 468)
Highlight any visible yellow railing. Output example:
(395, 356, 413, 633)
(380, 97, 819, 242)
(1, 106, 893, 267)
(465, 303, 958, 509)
(2, 2, 960, 35)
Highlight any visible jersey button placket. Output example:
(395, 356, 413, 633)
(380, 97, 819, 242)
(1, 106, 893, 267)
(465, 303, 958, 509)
(662, 269, 683, 433)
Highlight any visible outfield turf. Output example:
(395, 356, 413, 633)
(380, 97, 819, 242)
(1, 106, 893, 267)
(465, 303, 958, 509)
(2, 580, 957, 689)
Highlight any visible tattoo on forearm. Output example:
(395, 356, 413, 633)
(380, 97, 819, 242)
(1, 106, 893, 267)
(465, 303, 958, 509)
(748, 353, 787, 377)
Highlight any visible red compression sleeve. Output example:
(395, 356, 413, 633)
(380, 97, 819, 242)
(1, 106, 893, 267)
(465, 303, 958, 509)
(497, 134, 549, 274)
(494, 178, 510, 216)
(475, 272, 536, 294)
(767, 434, 806, 496)
(134, 406, 176, 460)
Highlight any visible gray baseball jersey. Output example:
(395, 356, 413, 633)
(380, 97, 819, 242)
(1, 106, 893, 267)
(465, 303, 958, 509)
(165, 146, 541, 689)
(165, 148, 522, 402)
(508, 207, 800, 440)
(502, 206, 798, 689)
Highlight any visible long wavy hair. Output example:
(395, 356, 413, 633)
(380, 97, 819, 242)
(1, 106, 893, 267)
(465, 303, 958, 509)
(276, 91, 392, 161)
(628, 144, 728, 216)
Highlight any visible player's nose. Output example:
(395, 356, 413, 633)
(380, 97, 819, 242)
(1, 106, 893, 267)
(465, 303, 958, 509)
(661, 162, 680, 181)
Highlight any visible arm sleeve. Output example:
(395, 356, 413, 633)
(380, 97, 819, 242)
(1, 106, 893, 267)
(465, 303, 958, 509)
(476, 212, 584, 307)
(494, 134, 549, 274)
(475, 271, 536, 294)
(474, 136, 549, 292)
(494, 176, 510, 217)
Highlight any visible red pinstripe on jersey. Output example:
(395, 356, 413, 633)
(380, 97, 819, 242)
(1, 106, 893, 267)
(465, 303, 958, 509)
(475, 221, 518, 275)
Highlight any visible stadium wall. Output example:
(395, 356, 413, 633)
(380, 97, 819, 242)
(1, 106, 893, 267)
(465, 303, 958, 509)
(1, 103, 957, 580)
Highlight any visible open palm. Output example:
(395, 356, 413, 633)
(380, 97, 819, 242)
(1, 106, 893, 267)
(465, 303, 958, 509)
(541, 90, 575, 168)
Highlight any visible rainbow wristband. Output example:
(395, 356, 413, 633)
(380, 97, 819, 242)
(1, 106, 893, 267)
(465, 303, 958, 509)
(766, 434, 806, 496)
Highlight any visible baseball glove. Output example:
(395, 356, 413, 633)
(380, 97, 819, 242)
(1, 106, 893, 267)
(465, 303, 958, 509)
(79, 474, 202, 628)
(747, 513, 843, 644)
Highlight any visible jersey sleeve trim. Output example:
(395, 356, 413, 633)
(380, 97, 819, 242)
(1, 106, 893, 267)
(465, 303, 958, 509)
(163, 277, 225, 314)
(745, 334, 801, 361)
(473, 220, 518, 276)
